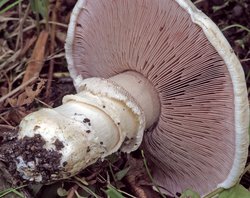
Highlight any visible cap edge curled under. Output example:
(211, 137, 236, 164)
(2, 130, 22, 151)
(65, 0, 87, 90)
(175, 0, 249, 191)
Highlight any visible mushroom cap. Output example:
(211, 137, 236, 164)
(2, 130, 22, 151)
(65, 0, 249, 196)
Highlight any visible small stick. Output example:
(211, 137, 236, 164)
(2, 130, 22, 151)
(46, 0, 62, 98)
(0, 76, 38, 104)
(15, 4, 31, 51)
(66, 185, 78, 198)
(0, 124, 16, 130)
(0, 115, 13, 126)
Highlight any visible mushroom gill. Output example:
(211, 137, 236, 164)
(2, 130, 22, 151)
(68, 0, 238, 195)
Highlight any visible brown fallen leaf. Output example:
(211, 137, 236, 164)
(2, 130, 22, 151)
(21, 79, 46, 106)
(22, 30, 49, 84)
(6, 79, 45, 107)
(0, 76, 38, 105)
(4, 79, 46, 124)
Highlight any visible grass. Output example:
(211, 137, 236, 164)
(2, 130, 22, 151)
(222, 24, 250, 34)
(141, 150, 167, 198)
(0, 185, 26, 198)
(0, 0, 21, 15)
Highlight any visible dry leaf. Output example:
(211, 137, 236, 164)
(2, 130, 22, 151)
(22, 31, 48, 83)
(5, 79, 45, 107)
(17, 79, 46, 106)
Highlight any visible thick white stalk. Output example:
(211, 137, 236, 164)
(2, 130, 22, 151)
(15, 71, 160, 182)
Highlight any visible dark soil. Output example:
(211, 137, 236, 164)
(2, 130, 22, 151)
(0, 132, 64, 183)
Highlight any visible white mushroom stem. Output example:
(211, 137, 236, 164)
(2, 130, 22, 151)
(16, 71, 160, 182)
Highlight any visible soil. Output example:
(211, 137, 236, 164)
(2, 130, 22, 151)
(0, 131, 64, 183)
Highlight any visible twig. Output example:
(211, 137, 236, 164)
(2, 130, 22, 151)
(193, 0, 205, 5)
(34, 98, 52, 108)
(0, 115, 12, 126)
(44, 20, 68, 28)
(0, 124, 16, 130)
(15, 0, 22, 50)
(11, 71, 25, 88)
(241, 58, 250, 63)
(66, 185, 78, 198)
(222, 24, 250, 34)
(0, 62, 20, 78)
(6, 21, 67, 39)
(15, 3, 31, 51)
(7, 24, 36, 39)
(46, 52, 65, 61)
(46, 0, 62, 98)
(238, 163, 250, 182)
(203, 188, 224, 198)
(2, 71, 12, 92)
(0, 49, 21, 70)
(40, 72, 70, 79)
(74, 181, 100, 198)
(1, 16, 68, 28)
(0, 76, 38, 104)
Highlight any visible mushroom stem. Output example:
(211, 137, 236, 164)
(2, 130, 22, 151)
(13, 71, 160, 182)
(109, 71, 161, 129)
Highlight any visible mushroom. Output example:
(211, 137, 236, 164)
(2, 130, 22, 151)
(7, 0, 249, 196)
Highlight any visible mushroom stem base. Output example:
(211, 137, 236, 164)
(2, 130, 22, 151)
(14, 71, 160, 182)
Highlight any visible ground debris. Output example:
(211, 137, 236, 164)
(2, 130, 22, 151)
(0, 129, 64, 184)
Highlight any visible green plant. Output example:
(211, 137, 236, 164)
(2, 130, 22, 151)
(141, 150, 167, 198)
(218, 184, 250, 198)
(0, 185, 26, 198)
(0, 0, 21, 15)
(30, 0, 49, 20)
(29, 0, 49, 31)
(181, 189, 200, 198)
(105, 185, 125, 198)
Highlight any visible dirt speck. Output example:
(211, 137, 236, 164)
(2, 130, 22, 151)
(83, 118, 91, 126)
(86, 130, 91, 133)
(53, 139, 64, 151)
(33, 125, 41, 131)
(83, 118, 90, 123)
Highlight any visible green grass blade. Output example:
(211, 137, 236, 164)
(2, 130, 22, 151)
(0, 185, 26, 198)
(141, 150, 166, 198)
(105, 185, 125, 198)
(0, 0, 21, 15)
(0, 0, 10, 8)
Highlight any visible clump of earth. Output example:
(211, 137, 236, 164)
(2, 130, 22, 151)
(0, 128, 64, 184)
